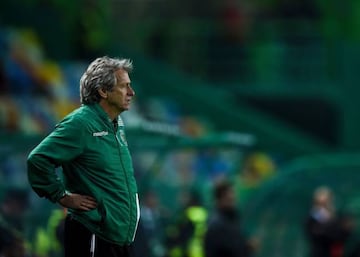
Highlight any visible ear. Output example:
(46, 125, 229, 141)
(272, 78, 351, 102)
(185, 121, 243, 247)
(98, 88, 107, 98)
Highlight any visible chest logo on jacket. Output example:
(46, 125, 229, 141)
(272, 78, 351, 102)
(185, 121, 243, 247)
(93, 131, 109, 137)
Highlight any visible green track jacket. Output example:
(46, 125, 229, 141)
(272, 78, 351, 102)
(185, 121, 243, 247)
(27, 103, 140, 245)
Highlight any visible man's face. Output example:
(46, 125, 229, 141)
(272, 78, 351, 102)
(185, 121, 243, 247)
(316, 191, 333, 209)
(219, 188, 236, 209)
(106, 69, 135, 114)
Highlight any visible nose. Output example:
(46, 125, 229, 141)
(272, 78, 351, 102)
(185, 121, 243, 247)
(128, 85, 135, 96)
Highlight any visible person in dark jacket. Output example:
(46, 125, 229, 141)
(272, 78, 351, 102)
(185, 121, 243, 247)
(0, 189, 28, 257)
(204, 180, 256, 257)
(305, 186, 354, 257)
(27, 56, 139, 257)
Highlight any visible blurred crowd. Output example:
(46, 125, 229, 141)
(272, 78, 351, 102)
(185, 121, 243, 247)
(2, 179, 360, 257)
(2, 0, 360, 86)
(113, 0, 360, 85)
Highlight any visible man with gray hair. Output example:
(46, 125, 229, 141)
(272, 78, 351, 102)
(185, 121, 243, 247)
(305, 186, 354, 257)
(27, 56, 139, 257)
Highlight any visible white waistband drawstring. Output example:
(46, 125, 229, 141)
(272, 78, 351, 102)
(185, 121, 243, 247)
(90, 234, 96, 257)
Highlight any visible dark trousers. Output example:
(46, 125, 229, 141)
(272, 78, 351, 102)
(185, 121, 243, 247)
(64, 215, 133, 257)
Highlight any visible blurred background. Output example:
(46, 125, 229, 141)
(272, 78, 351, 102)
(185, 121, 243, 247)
(1, 0, 360, 257)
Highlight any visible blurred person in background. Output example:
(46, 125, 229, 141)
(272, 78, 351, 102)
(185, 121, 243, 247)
(204, 180, 257, 257)
(0, 188, 29, 257)
(27, 56, 139, 257)
(32, 207, 67, 257)
(165, 190, 207, 257)
(0, 188, 29, 233)
(305, 186, 354, 257)
(0, 228, 25, 257)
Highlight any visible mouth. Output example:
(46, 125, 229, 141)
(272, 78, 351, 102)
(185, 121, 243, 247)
(125, 99, 132, 105)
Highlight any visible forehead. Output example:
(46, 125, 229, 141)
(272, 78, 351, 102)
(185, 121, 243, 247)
(115, 69, 130, 83)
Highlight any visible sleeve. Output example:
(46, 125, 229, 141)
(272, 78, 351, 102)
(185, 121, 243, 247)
(27, 114, 86, 203)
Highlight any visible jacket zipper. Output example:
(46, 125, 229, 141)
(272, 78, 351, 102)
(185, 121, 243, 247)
(113, 124, 134, 242)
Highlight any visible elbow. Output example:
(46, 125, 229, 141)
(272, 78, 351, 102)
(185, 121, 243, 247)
(27, 152, 34, 165)
(27, 152, 36, 179)
(27, 151, 38, 171)
(27, 151, 42, 178)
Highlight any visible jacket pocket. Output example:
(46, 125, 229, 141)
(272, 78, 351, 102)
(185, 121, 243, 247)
(81, 200, 106, 225)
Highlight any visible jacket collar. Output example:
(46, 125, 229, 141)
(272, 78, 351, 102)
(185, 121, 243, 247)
(87, 103, 118, 127)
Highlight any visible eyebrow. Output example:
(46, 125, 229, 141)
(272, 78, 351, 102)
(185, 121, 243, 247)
(117, 81, 131, 87)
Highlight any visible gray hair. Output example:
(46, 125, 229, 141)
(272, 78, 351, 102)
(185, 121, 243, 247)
(80, 56, 133, 104)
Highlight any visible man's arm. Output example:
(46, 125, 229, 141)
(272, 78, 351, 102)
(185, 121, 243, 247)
(27, 114, 85, 203)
